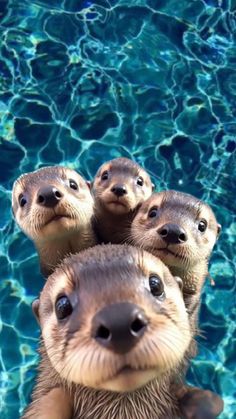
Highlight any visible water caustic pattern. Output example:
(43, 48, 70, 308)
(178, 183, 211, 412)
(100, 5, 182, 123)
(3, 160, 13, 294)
(0, 0, 235, 417)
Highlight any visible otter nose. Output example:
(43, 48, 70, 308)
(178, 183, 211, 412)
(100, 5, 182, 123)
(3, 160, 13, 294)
(158, 223, 187, 244)
(111, 184, 127, 197)
(92, 302, 148, 354)
(37, 186, 63, 208)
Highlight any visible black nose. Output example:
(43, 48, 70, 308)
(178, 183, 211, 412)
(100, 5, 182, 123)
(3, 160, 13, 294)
(158, 223, 187, 244)
(111, 184, 127, 197)
(92, 302, 148, 354)
(37, 186, 63, 208)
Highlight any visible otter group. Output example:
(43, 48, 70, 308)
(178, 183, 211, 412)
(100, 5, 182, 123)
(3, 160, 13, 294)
(12, 158, 223, 418)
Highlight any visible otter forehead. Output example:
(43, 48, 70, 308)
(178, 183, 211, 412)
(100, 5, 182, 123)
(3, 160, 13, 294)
(41, 245, 176, 307)
(95, 158, 149, 179)
(140, 191, 216, 220)
(13, 166, 83, 192)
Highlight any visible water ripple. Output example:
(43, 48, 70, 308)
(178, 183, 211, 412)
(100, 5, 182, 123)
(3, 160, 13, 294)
(0, 0, 235, 418)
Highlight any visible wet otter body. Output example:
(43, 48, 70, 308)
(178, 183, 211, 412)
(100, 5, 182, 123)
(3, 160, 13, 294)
(92, 158, 153, 244)
(24, 245, 191, 419)
(130, 191, 223, 416)
(12, 166, 96, 277)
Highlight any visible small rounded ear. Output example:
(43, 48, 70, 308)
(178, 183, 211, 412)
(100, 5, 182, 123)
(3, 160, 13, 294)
(174, 276, 183, 291)
(86, 180, 91, 190)
(217, 223, 222, 237)
(152, 183, 155, 191)
(32, 299, 40, 325)
(135, 202, 142, 213)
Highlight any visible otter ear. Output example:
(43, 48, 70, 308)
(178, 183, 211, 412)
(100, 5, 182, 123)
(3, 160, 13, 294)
(86, 180, 91, 190)
(174, 276, 183, 291)
(32, 299, 40, 325)
(217, 223, 222, 237)
(152, 183, 155, 191)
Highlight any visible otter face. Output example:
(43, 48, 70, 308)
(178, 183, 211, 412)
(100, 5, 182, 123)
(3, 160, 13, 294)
(131, 191, 221, 284)
(36, 244, 191, 393)
(92, 158, 153, 215)
(12, 166, 94, 243)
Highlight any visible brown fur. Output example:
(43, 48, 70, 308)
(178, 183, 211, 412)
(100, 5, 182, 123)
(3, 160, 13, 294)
(92, 158, 153, 244)
(23, 245, 191, 418)
(12, 166, 97, 277)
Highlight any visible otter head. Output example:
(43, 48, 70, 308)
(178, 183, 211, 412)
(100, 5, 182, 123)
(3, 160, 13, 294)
(12, 166, 94, 243)
(34, 244, 191, 393)
(131, 191, 221, 292)
(92, 158, 154, 216)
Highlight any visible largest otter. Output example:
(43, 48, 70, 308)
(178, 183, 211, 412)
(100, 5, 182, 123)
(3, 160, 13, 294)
(12, 166, 97, 277)
(92, 158, 154, 244)
(23, 244, 192, 418)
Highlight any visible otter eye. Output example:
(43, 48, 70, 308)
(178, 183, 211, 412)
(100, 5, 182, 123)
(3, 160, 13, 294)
(148, 206, 158, 218)
(101, 170, 109, 181)
(55, 296, 73, 320)
(198, 219, 207, 232)
(149, 275, 165, 298)
(69, 179, 78, 190)
(137, 176, 144, 186)
(19, 194, 27, 208)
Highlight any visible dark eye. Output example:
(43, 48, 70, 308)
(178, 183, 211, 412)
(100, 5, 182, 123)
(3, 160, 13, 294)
(101, 170, 109, 181)
(19, 195, 27, 207)
(149, 275, 165, 298)
(55, 296, 73, 320)
(69, 179, 78, 190)
(137, 176, 144, 186)
(198, 219, 207, 232)
(148, 206, 158, 218)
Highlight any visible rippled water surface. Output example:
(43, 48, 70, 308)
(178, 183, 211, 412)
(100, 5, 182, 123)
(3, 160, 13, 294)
(0, 0, 235, 418)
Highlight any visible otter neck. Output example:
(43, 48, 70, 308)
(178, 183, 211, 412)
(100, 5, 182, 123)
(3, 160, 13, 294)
(94, 203, 135, 244)
(68, 376, 179, 419)
(169, 261, 208, 296)
(36, 227, 96, 277)
(169, 262, 208, 335)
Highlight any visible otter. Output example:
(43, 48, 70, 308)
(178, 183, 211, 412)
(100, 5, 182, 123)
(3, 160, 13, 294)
(130, 190, 223, 416)
(12, 166, 97, 277)
(130, 190, 221, 309)
(23, 244, 192, 419)
(91, 158, 154, 244)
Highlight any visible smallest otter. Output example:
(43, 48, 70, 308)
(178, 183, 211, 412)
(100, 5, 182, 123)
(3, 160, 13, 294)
(12, 166, 96, 277)
(92, 157, 154, 244)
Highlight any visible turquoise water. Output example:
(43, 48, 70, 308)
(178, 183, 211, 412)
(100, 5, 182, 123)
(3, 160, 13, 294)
(0, 0, 235, 417)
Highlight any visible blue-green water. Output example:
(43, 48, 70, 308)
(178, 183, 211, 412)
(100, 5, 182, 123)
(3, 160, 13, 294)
(0, 0, 235, 417)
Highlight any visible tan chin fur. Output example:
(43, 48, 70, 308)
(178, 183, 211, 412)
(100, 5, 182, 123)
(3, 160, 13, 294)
(97, 368, 158, 392)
